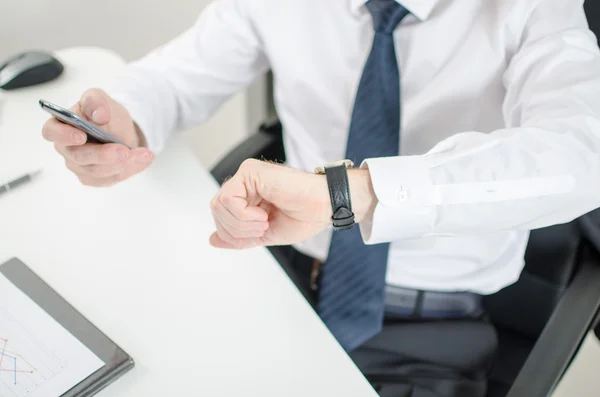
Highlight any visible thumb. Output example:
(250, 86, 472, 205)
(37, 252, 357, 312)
(209, 232, 237, 249)
(79, 88, 110, 126)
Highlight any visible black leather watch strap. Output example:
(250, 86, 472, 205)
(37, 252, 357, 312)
(324, 164, 355, 231)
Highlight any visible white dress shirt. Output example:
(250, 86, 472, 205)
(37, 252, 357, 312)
(107, 0, 600, 294)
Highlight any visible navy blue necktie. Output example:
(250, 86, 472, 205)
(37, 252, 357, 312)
(317, 0, 409, 352)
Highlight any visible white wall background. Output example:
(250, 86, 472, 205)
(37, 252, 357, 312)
(0, 0, 268, 168)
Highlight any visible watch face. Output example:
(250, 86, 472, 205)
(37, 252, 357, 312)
(314, 159, 354, 174)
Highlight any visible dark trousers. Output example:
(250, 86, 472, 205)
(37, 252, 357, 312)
(271, 245, 498, 397)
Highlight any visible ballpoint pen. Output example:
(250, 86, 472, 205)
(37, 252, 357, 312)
(0, 170, 42, 197)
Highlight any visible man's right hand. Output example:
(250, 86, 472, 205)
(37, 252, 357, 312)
(42, 88, 154, 187)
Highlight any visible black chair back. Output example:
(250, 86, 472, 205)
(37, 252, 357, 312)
(483, 223, 582, 340)
(585, 0, 600, 45)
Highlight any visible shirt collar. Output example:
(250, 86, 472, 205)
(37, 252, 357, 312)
(349, 0, 437, 21)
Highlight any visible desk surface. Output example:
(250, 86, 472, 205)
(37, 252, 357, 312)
(0, 47, 377, 397)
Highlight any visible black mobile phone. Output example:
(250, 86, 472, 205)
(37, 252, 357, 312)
(39, 99, 131, 149)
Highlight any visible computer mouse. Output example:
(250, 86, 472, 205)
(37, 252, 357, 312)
(0, 51, 64, 90)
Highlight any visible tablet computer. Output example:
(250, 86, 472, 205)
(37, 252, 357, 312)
(0, 258, 134, 397)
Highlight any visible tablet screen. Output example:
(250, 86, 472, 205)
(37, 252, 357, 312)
(0, 274, 104, 397)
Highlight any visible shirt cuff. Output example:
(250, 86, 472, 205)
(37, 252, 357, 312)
(358, 155, 437, 244)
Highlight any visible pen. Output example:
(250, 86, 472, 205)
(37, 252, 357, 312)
(0, 170, 42, 196)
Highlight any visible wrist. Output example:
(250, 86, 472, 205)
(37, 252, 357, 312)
(348, 169, 377, 223)
(317, 168, 377, 225)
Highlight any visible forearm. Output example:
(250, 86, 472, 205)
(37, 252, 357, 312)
(359, 4, 600, 244)
(105, 0, 269, 153)
(106, 62, 188, 153)
(359, 120, 600, 244)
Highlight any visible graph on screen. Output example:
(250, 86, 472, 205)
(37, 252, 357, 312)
(0, 309, 67, 397)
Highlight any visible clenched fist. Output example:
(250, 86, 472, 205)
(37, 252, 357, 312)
(209, 159, 377, 249)
(42, 88, 154, 187)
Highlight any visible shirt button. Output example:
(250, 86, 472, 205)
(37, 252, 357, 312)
(397, 189, 408, 202)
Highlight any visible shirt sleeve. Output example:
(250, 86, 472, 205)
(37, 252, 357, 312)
(104, 0, 269, 153)
(360, 0, 600, 244)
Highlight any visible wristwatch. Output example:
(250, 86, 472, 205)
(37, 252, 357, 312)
(314, 159, 355, 231)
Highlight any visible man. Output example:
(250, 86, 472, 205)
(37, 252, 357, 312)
(42, 0, 600, 395)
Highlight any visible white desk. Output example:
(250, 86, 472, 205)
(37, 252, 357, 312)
(0, 47, 377, 397)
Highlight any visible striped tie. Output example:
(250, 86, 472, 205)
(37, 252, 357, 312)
(317, 0, 410, 352)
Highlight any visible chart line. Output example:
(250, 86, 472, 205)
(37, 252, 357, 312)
(0, 369, 34, 373)
(0, 338, 7, 370)
(0, 338, 37, 385)
(1, 349, 37, 370)
(0, 298, 103, 397)
(0, 353, 18, 385)
(10, 356, 16, 384)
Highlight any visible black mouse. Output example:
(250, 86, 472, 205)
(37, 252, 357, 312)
(0, 51, 64, 90)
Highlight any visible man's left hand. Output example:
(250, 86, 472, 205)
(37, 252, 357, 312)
(209, 159, 376, 249)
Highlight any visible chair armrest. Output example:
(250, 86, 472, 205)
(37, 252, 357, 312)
(506, 242, 600, 397)
(210, 121, 284, 185)
(578, 210, 600, 341)
(580, 209, 600, 254)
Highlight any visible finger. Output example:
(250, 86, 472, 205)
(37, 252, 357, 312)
(77, 173, 122, 188)
(216, 215, 268, 239)
(74, 148, 153, 186)
(214, 217, 264, 249)
(214, 220, 240, 247)
(130, 148, 153, 165)
(64, 159, 85, 176)
(65, 156, 122, 180)
(65, 146, 153, 187)
(211, 197, 269, 233)
(209, 231, 263, 250)
(64, 154, 126, 179)
(42, 119, 87, 146)
(80, 163, 127, 178)
(79, 88, 111, 125)
(221, 195, 269, 222)
(115, 148, 155, 178)
(57, 143, 131, 165)
(209, 232, 237, 249)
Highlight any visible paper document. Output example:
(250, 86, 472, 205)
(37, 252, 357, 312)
(0, 274, 104, 397)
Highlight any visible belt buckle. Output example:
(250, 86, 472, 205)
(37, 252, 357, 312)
(310, 259, 322, 291)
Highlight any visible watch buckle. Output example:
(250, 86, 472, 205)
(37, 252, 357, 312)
(332, 207, 355, 230)
(314, 159, 354, 174)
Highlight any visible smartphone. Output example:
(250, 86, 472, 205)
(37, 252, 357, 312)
(39, 99, 131, 149)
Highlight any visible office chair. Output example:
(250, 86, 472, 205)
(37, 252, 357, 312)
(210, 120, 600, 397)
(585, 0, 600, 46)
(581, 209, 600, 342)
(210, 5, 600, 396)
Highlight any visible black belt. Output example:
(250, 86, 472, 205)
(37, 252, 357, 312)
(384, 285, 484, 319)
(287, 246, 484, 319)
